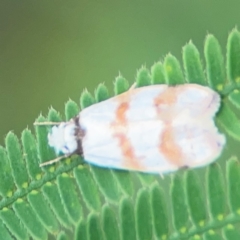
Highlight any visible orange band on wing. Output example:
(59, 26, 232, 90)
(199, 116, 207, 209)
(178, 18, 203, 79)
(114, 132, 143, 170)
(154, 87, 177, 106)
(116, 102, 128, 124)
(111, 90, 144, 170)
(153, 87, 178, 121)
(159, 125, 185, 167)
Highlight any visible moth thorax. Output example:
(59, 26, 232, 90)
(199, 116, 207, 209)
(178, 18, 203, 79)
(48, 121, 79, 155)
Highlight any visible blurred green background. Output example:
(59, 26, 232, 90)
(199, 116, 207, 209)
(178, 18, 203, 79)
(0, 1, 239, 144)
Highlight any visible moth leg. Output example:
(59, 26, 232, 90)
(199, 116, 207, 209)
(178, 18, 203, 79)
(34, 121, 62, 126)
(39, 154, 71, 167)
(128, 82, 137, 91)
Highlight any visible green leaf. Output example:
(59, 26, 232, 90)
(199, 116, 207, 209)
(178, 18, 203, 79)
(171, 173, 189, 236)
(13, 199, 47, 240)
(28, 190, 60, 234)
(183, 41, 205, 85)
(87, 213, 104, 240)
(90, 167, 121, 203)
(120, 197, 137, 240)
(226, 157, 240, 213)
(42, 182, 72, 228)
(21, 129, 42, 180)
(203, 230, 222, 240)
(223, 224, 240, 240)
(218, 101, 240, 141)
(74, 165, 102, 211)
(0, 220, 13, 240)
(151, 62, 166, 84)
(102, 204, 120, 240)
(136, 66, 151, 87)
(204, 34, 226, 92)
(136, 188, 152, 240)
(57, 173, 82, 224)
(65, 99, 79, 121)
(80, 89, 95, 109)
(75, 220, 87, 240)
(5, 132, 29, 189)
(206, 163, 226, 221)
(35, 115, 55, 164)
(95, 83, 109, 102)
(228, 89, 240, 108)
(227, 28, 240, 88)
(0, 207, 28, 240)
(164, 54, 185, 84)
(1, 29, 240, 240)
(150, 182, 169, 239)
(185, 170, 207, 228)
(112, 170, 134, 196)
(0, 146, 15, 197)
(114, 74, 129, 95)
(57, 231, 68, 240)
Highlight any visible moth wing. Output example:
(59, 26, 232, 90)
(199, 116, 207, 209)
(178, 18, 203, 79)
(174, 84, 220, 118)
(81, 118, 225, 173)
(79, 84, 224, 173)
(171, 120, 225, 168)
(81, 119, 181, 173)
(125, 84, 220, 121)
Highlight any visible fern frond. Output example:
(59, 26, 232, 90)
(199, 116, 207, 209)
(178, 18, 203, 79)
(1, 29, 240, 240)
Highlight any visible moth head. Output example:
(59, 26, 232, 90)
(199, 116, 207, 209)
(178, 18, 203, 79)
(48, 122, 78, 155)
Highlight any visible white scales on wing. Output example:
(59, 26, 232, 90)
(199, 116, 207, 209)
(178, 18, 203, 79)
(42, 83, 225, 174)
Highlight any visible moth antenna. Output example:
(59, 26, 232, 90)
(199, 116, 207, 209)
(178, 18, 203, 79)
(40, 154, 70, 167)
(129, 82, 137, 91)
(34, 121, 62, 126)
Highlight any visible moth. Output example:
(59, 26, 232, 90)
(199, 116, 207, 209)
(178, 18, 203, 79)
(35, 83, 225, 173)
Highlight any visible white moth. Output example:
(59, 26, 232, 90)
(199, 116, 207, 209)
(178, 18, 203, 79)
(36, 84, 225, 173)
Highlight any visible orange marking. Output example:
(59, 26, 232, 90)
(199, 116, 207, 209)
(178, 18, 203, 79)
(116, 102, 129, 124)
(111, 89, 144, 170)
(154, 87, 177, 107)
(159, 125, 185, 167)
(114, 133, 143, 170)
(154, 86, 179, 121)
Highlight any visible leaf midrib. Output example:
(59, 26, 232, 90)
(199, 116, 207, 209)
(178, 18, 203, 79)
(0, 156, 81, 209)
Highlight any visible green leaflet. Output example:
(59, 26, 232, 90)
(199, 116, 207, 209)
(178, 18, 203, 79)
(183, 41, 206, 85)
(150, 182, 169, 238)
(151, 62, 166, 85)
(204, 34, 226, 92)
(0, 29, 240, 239)
(171, 173, 189, 236)
(102, 204, 120, 240)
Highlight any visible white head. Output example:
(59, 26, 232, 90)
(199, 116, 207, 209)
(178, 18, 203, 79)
(48, 122, 78, 155)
